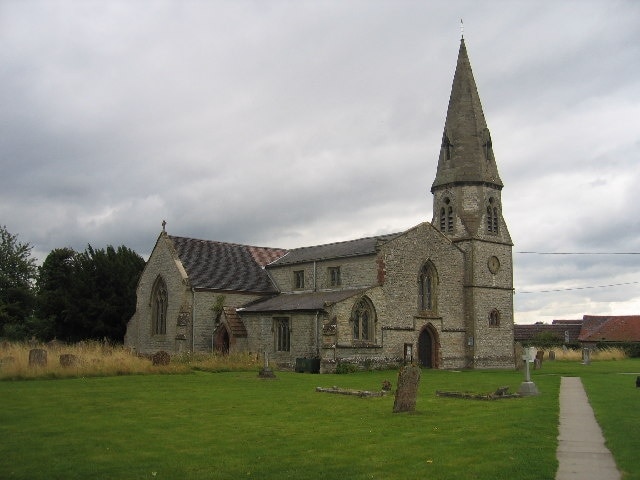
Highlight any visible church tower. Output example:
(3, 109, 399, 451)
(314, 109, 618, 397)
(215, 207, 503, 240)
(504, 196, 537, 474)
(431, 38, 514, 368)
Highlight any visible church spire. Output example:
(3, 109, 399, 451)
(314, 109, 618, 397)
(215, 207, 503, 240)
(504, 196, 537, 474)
(431, 38, 503, 192)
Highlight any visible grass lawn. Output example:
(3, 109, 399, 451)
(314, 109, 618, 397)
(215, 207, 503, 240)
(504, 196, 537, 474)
(1, 360, 638, 480)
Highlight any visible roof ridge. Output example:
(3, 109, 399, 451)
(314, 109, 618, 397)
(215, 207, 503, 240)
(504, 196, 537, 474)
(167, 234, 286, 252)
(287, 232, 401, 252)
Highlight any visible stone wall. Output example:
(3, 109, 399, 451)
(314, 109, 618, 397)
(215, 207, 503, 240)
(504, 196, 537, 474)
(125, 234, 191, 354)
(268, 255, 378, 293)
(242, 311, 327, 368)
(125, 234, 267, 355)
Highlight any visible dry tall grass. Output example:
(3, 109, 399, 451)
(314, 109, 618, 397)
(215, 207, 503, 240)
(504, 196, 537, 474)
(0, 341, 185, 380)
(545, 346, 627, 361)
(0, 341, 264, 380)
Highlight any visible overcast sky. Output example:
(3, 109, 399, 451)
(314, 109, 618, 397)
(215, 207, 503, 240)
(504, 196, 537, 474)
(2, 0, 639, 324)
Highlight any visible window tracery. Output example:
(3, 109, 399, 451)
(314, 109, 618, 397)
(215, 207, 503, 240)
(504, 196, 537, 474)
(151, 276, 168, 335)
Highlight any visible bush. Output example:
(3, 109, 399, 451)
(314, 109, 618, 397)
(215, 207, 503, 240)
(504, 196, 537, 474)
(335, 362, 359, 374)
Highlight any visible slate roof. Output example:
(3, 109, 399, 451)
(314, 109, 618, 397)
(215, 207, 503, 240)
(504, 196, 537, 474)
(168, 235, 287, 293)
(578, 315, 640, 342)
(240, 289, 368, 313)
(268, 233, 400, 267)
(514, 322, 582, 343)
(222, 306, 247, 338)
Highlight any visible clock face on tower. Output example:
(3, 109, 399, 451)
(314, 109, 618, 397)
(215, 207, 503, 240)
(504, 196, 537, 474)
(488, 256, 500, 274)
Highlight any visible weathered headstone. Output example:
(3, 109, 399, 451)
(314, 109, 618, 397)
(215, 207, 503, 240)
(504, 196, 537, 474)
(258, 351, 276, 379)
(548, 350, 556, 361)
(152, 350, 171, 366)
(28, 348, 47, 367)
(393, 365, 420, 413)
(518, 346, 539, 396)
(582, 347, 591, 365)
(59, 353, 79, 368)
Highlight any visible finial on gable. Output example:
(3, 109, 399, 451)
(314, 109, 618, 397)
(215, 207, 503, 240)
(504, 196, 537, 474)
(460, 19, 465, 40)
(162, 219, 167, 233)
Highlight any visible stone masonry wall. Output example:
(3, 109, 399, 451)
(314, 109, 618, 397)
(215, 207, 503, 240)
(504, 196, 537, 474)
(268, 255, 378, 293)
(378, 223, 468, 368)
(242, 311, 327, 368)
(125, 234, 191, 354)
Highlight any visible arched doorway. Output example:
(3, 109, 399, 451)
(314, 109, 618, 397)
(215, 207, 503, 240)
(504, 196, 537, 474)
(418, 324, 439, 368)
(214, 325, 230, 354)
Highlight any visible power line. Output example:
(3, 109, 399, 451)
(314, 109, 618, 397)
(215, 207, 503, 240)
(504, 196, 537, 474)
(517, 281, 640, 294)
(516, 251, 640, 255)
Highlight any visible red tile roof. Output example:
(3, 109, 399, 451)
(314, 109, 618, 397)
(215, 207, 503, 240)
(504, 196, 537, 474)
(578, 315, 640, 342)
(514, 323, 582, 343)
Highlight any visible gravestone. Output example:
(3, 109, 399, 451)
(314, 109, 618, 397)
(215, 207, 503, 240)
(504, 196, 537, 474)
(258, 351, 276, 379)
(28, 348, 47, 367)
(59, 354, 79, 368)
(518, 347, 539, 396)
(393, 365, 420, 413)
(582, 347, 591, 365)
(152, 350, 171, 366)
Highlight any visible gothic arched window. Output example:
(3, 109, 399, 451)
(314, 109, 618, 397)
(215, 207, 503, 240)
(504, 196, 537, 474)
(418, 262, 438, 312)
(441, 132, 452, 161)
(440, 198, 453, 233)
(352, 297, 376, 342)
(151, 276, 168, 335)
(489, 309, 500, 327)
(487, 198, 499, 234)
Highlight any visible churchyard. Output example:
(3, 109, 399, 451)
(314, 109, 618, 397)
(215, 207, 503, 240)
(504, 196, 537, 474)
(0, 345, 638, 480)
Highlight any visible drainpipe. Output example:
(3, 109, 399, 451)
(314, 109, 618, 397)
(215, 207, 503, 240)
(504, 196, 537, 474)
(191, 288, 196, 353)
(315, 310, 320, 356)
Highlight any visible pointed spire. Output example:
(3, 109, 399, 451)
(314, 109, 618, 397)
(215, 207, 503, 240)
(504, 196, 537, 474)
(431, 38, 503, 192)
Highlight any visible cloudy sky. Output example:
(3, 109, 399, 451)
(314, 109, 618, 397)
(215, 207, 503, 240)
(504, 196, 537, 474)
(2, 0, 639, 324)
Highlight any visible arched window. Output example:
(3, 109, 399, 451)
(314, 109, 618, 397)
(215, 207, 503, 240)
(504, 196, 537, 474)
(441, 132, 452, 161)
(489, 309, 500, 327)
(487, 198, 499, 234)
(352, 297, 376, 342)
(151, 276, 168, 335)
(440, 198, 453, 233)
(418, 262, 438, 312)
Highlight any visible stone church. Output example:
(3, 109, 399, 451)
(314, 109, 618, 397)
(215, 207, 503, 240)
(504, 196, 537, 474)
(125, 38, 515, 371)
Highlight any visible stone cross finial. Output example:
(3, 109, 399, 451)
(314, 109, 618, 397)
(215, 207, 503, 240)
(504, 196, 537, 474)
(162, 220, 166, 232)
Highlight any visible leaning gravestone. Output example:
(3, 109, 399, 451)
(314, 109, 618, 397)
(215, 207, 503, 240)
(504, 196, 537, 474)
(29, 348, 47, 367)
(393, 365, 420, 413)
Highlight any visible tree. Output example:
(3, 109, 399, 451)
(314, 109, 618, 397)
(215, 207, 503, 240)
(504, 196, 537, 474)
(35, 247, 76, 340)
(0, 225, 38, 338)
(36, 244, 145, 342)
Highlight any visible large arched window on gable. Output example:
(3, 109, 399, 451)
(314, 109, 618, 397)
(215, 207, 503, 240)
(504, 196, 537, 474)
(418, 262, 438, 313)
(352, 297, 376, 342)
(151, 276, 168, 335)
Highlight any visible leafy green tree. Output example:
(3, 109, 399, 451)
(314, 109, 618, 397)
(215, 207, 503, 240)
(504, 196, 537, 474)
(36, 244, 145, 342)
(0, 225, 38, 338)
(35, 247, 76, 340)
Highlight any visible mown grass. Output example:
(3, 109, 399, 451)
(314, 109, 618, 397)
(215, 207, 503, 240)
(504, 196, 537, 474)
(0, 355, 638, 480)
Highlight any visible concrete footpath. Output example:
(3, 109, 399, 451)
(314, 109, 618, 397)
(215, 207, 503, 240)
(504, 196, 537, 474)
(556, 376, 621, 480)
